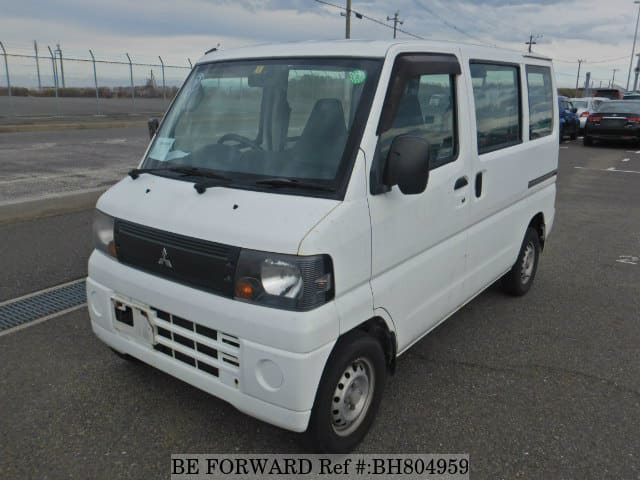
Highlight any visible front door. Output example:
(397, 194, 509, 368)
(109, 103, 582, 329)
(368, 54, 471, 352)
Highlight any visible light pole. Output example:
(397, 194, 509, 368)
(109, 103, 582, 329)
(626, 1, 640, 91)
(575, 59, 585, 97)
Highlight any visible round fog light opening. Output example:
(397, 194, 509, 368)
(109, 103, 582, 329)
(256, 359, 284, 391)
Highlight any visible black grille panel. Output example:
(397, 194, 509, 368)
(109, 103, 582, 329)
(114, 219, 240, 297)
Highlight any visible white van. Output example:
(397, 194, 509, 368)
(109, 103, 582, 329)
(87, 40, 557, 452)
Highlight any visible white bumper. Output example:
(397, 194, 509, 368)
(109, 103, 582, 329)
(87, 251, 338, 432)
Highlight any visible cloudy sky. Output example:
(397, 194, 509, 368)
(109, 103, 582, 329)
(1, 0, 639, 88)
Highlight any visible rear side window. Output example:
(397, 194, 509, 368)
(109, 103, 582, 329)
(470, 62, 521, 154)
(526, 65, 553, 139)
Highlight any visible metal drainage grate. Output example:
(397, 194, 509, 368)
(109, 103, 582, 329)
(0, 279, 86, 332)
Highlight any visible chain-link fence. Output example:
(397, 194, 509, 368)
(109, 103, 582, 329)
(0, 42, 193, 118)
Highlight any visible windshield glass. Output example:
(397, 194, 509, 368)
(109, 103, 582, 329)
(572, 100, 588, 109)
(143, 58, 382, 193)
(597, 101, 640, 113)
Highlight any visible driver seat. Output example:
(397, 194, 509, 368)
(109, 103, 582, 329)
(288, 98, 348, 178)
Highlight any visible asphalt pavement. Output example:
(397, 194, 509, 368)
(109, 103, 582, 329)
(0, 139, 639, 479)
(0, 126, 148, 202)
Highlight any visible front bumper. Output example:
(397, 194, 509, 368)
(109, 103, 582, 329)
(87, 251, 338, 432)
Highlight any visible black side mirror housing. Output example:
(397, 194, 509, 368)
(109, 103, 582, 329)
(571, 107, 578, 114)
(384, 135, 430, 195)
(148, 117, 159, 139)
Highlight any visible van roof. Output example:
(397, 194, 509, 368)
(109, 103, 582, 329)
(196, 39, 554, 65)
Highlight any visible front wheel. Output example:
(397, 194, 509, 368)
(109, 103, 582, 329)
(307, 333, 387, 453)
(501, 227, 541, 296)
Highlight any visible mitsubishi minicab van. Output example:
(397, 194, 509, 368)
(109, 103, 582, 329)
(87, 40, 558, 452)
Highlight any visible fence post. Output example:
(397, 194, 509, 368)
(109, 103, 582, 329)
(47, 45, 59, 115)
(125, 53, 135, 106)
(89, 49, 100, 114)
(34, 40, 41, 89)
(158, 56, 166, 104)
(56, 43, 66, 88)
(0, 41, 11, 103)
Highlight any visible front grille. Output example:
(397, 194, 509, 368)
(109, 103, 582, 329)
(151, 307, 240, 379)
(114, 220, 240, 298)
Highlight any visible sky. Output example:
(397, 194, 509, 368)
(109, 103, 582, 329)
(1, 0, 639, 89)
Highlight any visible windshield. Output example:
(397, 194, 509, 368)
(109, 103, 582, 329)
(597, 101, 640, 113)
(571, 100, 588, 109)
(143, 57, 382, 195)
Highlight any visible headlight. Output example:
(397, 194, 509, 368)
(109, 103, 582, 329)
(234, 250, 333, 311)
(93, 210, 117, 258)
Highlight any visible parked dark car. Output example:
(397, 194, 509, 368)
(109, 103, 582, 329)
(583, 100, 640, 146)
(558, 96, 579, 142)
(593, 88, 623, 100)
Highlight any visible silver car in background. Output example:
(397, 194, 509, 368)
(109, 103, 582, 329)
(571, 97, 608, 132)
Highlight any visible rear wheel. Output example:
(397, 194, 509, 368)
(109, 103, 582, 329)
(307, 332, 387, 453)
(501, 227, 541, 296)
(583, 135, 593, 146)
(570, 130, 577, 140)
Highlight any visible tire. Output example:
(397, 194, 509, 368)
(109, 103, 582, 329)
(570, 130, 577, 140)
(306, 332, 387, 453)
(501, 227, 541, 297)
(559, 127, 563, 143)
(583, 135, 593, 146)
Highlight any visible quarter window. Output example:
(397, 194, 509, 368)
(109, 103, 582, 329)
(526, 65, 554, 139)
(470, 62, 522, 154)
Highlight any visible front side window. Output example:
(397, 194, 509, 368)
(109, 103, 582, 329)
(379, 73, 457, 169)
(526, 65, 553, 139)
(143, 58, 382, 196)
(470, 62, 521, 154)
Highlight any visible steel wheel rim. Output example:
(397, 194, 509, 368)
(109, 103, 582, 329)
(520, 241, 536, 284)
(331, 357, 375, 437)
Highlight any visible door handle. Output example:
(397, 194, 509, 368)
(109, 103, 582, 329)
(475, 172, 483, 198)
(454, 177, 468, 190)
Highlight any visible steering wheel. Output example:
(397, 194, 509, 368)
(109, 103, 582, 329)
(217, 133, 263, 151)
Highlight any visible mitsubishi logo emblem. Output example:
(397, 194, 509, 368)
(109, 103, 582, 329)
(158, 247, 173, 268)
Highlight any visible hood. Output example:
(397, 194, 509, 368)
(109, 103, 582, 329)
(96, 174, 339, 254)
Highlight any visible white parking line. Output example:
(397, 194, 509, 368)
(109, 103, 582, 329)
(617, 255, 639, 265)
(622, 158, 630, 162)
(575, 166, 640, 174)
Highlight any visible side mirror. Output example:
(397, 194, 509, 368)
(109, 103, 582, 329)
(384, 135, 430, 195)
(571, 107, 578, 114)
(148, 117, 159, 139)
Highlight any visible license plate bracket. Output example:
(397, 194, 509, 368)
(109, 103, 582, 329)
(111, 297, 156, 345)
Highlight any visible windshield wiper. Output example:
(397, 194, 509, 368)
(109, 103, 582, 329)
(255, 178, 336, 192)
(129, 166, 233, 194)
(129, 166, 231, 181)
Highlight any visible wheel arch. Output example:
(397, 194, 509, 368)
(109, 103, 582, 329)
(338, 316, 397, 375)
(528, 212, 546, 251)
